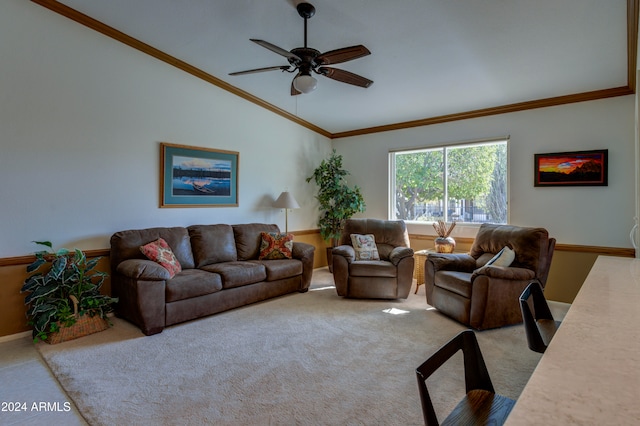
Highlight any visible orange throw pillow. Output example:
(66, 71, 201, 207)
(259, 232, 294, 260)
(140, 238, 182, 278)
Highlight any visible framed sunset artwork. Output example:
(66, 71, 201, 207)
(534, 149, 608, 187)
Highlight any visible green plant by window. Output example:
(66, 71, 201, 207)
(307, 150, 366, 246)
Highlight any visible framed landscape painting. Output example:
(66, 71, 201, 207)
(534, 149, 608, 187)
(160, 142, 239, 207)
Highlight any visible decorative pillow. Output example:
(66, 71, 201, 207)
(259, 232, 294, 260)
(486, 246, 515, 267)
(350, 234, 380, 261)
(140, 238, 182, 279)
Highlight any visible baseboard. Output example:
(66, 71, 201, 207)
(0, 330, 31, 343)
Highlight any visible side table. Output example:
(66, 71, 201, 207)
(413, 249, 431, 294)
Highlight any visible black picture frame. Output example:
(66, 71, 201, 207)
(534, 149, 608, 187)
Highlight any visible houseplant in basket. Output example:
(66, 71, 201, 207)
(307, 149, 366, 270)
(21, 241, 118, 343)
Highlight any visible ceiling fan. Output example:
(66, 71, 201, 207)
(229, 2, 373, 95)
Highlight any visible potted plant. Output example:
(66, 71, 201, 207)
(21, 241, 118, 343)
(307, 149, 366, 270)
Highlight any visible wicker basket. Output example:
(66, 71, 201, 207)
(413, 250, 430, 285)
(45, 295, 110, 344)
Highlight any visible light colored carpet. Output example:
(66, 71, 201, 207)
(37, 269, 549, 425)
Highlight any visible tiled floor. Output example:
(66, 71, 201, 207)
(0, 335, 86, 425)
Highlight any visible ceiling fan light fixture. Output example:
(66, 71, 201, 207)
(230, 2, 372, 95)
(293, 73, 317, 93)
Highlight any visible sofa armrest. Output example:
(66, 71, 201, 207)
(469, 270, 535, 330)
(331, 245, 355, 297)
(471, 265, 535, 282)
(116, 259, 171, 281)
(389, 247, 414, 266)
(332, 245, 356, 263)
(427, 253, 477, 273)
(111, 273, 166, 336)
(292, 242, 314, 261)
(292, 242, 315, 291)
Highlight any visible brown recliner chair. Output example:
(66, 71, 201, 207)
(425, 223, 555, 330)
(332, 219, 414, 299)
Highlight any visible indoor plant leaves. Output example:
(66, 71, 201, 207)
(21, 241, 117, 342)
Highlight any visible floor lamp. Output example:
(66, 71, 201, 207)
(273, 191, 300, 233)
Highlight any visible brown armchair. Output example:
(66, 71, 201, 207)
(332, 219, 414, 299)
(425, 223, 555, 330)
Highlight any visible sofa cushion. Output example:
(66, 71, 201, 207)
(140, 238, 182, 278)
(253, 259, 303, 281)
(349, 260, 397, 278)
(165, 269, 223, 303)
(188, 224, 238, 267)
(259, 232, 294, 260)
(110, 227, 195, 270)
(350, 234, 380, 261)
(434, 270, 473, 298)
(201, 261, 267, 289)
(233, 223, 280, 260)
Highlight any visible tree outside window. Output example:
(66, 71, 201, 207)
(391, 140, 507, 224)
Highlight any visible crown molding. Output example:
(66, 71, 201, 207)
(30, 0, 332, 139)
(31, 0, 638, 140)
(331, 86, 634, 139)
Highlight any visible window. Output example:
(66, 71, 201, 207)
(389, 139, 508, 224)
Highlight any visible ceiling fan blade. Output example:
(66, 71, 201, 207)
(229, 65, 290, 76)
(315, 45, 371, 65)
(318, 67, 373, 88)
(250, 39, 301, 63)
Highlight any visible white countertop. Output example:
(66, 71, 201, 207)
(506, 255, 640, 425)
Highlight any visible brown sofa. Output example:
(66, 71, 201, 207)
(110, 223, 315, 335)
(331, 219, 414, 299)
(425, 223, 555, 330)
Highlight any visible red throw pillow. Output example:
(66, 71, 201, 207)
(259, 232, 294, 260)
(140, 238, 182, 278)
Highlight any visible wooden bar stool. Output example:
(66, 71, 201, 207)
(415, 330, 515, 425)
(519, 281, 561, 353)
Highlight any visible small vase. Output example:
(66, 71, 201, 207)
(434, 236, 456, 253)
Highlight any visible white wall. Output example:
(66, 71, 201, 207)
(0, 0, 634, 258)
(333, 95, 635, 248)
(0, 0, 331, 257)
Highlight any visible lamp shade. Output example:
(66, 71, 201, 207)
(273, 191, 300, 209)
(293, 74, 318, 94)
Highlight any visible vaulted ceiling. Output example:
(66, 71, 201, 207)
(34, 0, 637, 138)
